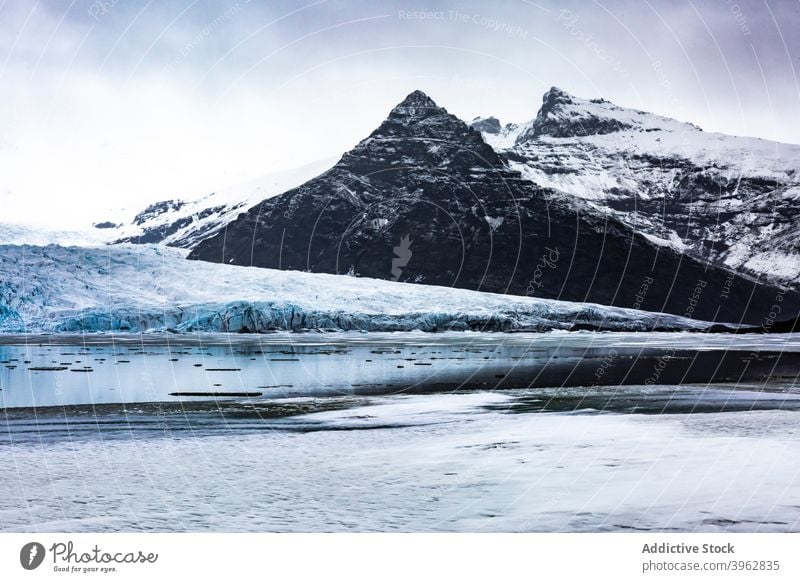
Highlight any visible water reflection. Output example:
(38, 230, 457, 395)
(2, 332, 800, 409)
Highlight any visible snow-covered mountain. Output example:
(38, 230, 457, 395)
(107, 158, 335, 248)
(189, 90, 796, 325)
(0, 243, 706, 333)
(3, 88, 797, 333)
(472, 87, 800, 287)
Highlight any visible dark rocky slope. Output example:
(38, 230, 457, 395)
(189, 91, 798, 326)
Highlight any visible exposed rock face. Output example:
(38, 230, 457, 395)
(188, 90, 797, 325)
(474, 87, 800, 290)
(521, 87, 636, 140)
(93, 221, 119, 229)
(132, 200, 187, 226)
(469, 116, 502, 134)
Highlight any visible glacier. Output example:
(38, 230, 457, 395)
(0, 243, 708, 334)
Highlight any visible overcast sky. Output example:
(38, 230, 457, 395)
(2, 0, 799, 227)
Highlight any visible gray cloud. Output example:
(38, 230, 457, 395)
(1, 0, 798, 226)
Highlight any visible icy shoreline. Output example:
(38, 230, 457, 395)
(48, 300, 704, 334)
(4, 387, 800, 532)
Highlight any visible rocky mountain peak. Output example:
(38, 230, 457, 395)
(510, 86, 700, 143)
(523, 86, 633, 140)
(387, 90, 442, 121)
(340, 89, 505, 173)
(540, 86, 575, 112)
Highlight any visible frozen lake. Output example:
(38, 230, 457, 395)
(1, 331, 800, 532)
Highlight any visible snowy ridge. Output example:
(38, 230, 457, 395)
(472, 87, 800, 286)
(0, 244, 706, 333)
(0, 160, 335, 250)
(110, 158, 335, 248)
(523, 86, 699, 140)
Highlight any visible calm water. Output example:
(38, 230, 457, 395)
(2, 331, 800, 532)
